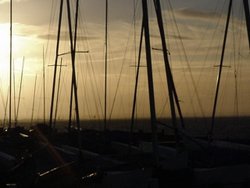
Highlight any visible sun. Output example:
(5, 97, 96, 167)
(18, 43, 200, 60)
(0, 24, 27, 90)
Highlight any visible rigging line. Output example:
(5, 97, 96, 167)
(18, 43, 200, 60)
(78, 53, 101, 121)
(15, 57, 24, 127)
(85, 56, 103, 120)
(133, 0, 137, 68)
(49, 0, 64, 129)
(79, 60, 92, 121)
(130, 17, 144, 141)
(195, 0, 226, 98)
(205, 1, 228, 122)
(76, 55, 89, 120)
(164, 2, 198, 118)
(35, 78, 42, 121)
(235, 4, 245, 118)
(83, 56, 103, 119)
(231, 7, 239, 119)
(3, 91, 9, 128)
(45, 0, 57, 70)
(77, 5, 104, 121)
(210, 0, 233, 140)
(156, 2, 180, 118)
(132, 0, 139, 122)
(108, 6, 142, 121)
(77, 21, 101, 121)
(168, 0, 206, 120)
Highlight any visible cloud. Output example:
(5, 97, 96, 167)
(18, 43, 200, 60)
(0, 0, 30, 4)
(176, 8, 220, 20)
(37, 34, 99, 41)
(151, 34, 193, 41)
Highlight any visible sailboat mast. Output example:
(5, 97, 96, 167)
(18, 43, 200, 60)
(142, 0, 158, 164)
(9, 0, 12, 129)
(210, 0, 233, 140)
(53, 58, 63, 128)
(13, 60, 16, 127)
(153, 0, 182, 141)
(43, 47, 46, 125)
(130, 19, 144, 150)
(49, 0, 64, 129)
(104, 0, 108, 131)
(66, 0, 81, 142)
(68, 0, 80, 131)
(31, 74, 37, 126)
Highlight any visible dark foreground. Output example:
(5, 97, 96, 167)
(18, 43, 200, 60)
(0, 117, 250, 187)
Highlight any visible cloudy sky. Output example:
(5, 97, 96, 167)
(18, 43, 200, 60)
(0, 0, 249, 125)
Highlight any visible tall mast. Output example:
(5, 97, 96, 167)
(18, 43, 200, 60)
(142, 0, 158, 164)
(104, 0, 108, 131)
(31, 74, 37, 126)
(66, 0, 81, 145)
(43, 47, 46, 125)
(53, 58, 63, 128)
(153, 0, 182, 141)
(130, 19, 144, 150)
(13, 60, 16, 127)
(9, 0, 12, 129)
(68, 0, 80, 131)
(210, 0, 232, 140)
(49, 0, 64, 129)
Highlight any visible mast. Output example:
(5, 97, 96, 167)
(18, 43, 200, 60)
(43, 47, 46, 125)
(49, 0, 64, 129)
(53, 58, 63, 128)
(66, 0, 81, 147)
(104, 0, 108, 131)
(31, 74, 37, 126)
(9, 0, 12, 129)
(142, 0, 158, 164)
(130, 19, 144, 152)
(68, 0, 80, 131)
(13, 60, 16, 127)
(153, 0, 182, 141)
(15, 57, 24, 127)
(210, 0, 233, 140)
(68, 72, 74, 132)
(3, 94, 9, 128)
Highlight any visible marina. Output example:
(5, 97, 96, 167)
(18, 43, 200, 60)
(0, 0, 250, 187)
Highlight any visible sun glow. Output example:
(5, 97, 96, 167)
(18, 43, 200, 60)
(0, 24, 33, 88)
